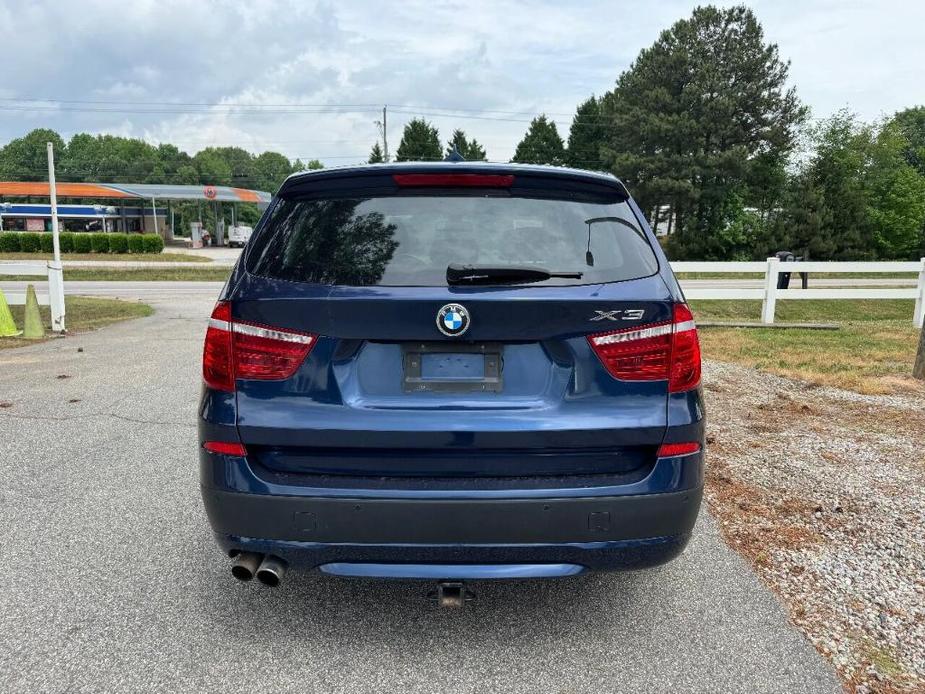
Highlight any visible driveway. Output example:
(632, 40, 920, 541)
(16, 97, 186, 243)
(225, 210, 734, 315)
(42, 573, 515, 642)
(0, 296, 840, 693)
(167, 245, 242, 264)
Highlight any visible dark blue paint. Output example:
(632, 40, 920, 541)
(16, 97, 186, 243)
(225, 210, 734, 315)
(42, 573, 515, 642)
(198, 449, 702, 499)
(199, 162, 705, 580)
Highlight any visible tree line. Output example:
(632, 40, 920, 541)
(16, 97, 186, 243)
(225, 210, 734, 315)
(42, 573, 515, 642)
(380, 5, 925, 261)
(0, 128, 322, 193)
(0, 130, 324, 233)
(2, 5, 924, 258)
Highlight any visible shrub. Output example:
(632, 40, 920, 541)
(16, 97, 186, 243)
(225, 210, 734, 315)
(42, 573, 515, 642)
(108, 233, 129, 254)
(127, 234, 144, 254)
(40, 233, 55, 253)
(59, 232, 75, 253)
(19, 232, 42, 253)
(141, 233, 164, 254)
(0, 232, 20, 252)
(90, 232, 110, 253)
(74, 233, 93, 253)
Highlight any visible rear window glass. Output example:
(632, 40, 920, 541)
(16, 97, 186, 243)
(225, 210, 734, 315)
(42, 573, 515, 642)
(247, 194, 659, 286)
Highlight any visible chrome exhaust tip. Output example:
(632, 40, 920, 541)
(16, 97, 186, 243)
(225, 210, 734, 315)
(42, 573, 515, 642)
(256, 555, 287, 587)
(230, 552, 263, 582)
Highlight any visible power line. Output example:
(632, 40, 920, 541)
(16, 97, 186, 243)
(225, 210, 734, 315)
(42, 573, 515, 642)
(0, 97, 384, 108)
(0, 97, 601, 125)
(0, 105, 384, 115)
(0, 96, 581, 117)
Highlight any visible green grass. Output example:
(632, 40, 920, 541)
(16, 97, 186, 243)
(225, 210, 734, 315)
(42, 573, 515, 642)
(62, 267, 230, 281)
(690, 299, 922, 394)
(691, 298, 915, 322)
(0, 296, 153, 349)
(859, 641, 905, 680)
(3, 267, 231, 281)
(0, 251, 209, 263)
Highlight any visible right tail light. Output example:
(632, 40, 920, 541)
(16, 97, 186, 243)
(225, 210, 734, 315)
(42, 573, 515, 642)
(588, 303, 701, 393)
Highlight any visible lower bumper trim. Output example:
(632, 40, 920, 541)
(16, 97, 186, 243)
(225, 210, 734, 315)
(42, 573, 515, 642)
(318, 562, 585, 579)
(202, 486, 702, 545)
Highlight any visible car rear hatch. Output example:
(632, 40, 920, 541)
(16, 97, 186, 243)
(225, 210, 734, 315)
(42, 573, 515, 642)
(215, 167, 693, 485)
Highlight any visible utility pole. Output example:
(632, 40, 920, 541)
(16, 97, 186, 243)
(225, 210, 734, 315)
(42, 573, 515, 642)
(382, 105, 389, 162)
(46, 143, 61, 264)
(46, 142, 65, 332)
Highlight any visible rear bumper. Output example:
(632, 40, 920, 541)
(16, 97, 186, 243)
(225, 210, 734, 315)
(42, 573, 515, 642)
(203, 486, 701, 544)
(202, 485, 702, 574)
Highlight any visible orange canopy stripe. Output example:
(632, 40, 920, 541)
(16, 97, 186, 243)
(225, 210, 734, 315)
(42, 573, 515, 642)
(231, 187, 261, 202)
(0, 181, 135, 198)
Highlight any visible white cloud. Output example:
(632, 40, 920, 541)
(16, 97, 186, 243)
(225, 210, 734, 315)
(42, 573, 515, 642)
(1, 0, 923, 166)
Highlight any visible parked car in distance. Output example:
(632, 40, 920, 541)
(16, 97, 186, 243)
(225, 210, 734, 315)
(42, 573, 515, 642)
(198, 162, 705, 605)
(227, 225, 253, 248)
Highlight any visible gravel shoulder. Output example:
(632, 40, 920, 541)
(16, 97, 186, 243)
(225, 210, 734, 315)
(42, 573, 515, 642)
(703, 361, 925, 692)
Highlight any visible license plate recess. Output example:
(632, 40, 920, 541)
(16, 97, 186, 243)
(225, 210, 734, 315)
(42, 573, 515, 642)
(402, 342, 502, 393)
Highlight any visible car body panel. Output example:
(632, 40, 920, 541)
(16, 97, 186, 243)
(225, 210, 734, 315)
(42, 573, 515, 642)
(199, 162, 705, 580)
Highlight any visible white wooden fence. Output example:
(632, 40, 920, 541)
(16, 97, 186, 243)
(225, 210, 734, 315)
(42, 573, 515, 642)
(672, 257, 925, 327)
(1, 257, 923, 332)
(0, 262, 65, 331)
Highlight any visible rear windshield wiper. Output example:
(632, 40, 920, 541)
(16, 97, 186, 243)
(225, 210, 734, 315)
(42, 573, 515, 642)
(446, 264, 584, 285)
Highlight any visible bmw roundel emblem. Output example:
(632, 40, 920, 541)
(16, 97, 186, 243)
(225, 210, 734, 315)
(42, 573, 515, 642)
(436, 303, 470, 337)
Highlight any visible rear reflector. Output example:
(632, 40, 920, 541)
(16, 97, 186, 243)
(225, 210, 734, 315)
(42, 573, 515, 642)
(392, 173, 514, 188)
(657, 442, 701, 457)
(587, 303, 701, 392)
(203, 441, 248, 456)
(202, 301, 317, 392)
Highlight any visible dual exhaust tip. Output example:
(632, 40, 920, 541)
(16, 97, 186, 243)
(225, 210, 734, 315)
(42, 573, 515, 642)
(231, 552, 286, 587)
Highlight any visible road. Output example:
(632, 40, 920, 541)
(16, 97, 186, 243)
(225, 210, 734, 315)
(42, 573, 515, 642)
(0, 296, 840, 693)
(168, 246, 242, 264)
(0, 280, 225, 304)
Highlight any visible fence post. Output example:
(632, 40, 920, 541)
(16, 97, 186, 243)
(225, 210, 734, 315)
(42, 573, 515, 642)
(914, 257, 925, 329)
(761, 256, 779, 324)
(47, 260, 66, 332)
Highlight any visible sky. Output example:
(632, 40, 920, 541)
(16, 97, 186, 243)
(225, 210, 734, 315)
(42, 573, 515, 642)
(0, 0, 923, 167)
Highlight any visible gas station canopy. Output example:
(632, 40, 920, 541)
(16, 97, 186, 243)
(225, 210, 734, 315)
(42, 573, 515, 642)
(0, 181, 272, 203)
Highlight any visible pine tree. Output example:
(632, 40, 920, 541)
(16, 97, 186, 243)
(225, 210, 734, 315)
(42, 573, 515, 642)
(368, 142, 384, 164)
(395, 119, 442, 162)
(565, 96, 606, 170)
(601, 6, 806, 259)
(445, 129, 487, 161)
(466, 138, 487, 161)
(511, 115, 565, 165)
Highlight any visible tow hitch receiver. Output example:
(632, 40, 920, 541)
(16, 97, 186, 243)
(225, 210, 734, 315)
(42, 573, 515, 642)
(430, 581, 475, 609)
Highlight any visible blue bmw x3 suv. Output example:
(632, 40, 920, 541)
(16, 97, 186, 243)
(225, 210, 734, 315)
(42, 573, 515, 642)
(199, 162, 704, 594)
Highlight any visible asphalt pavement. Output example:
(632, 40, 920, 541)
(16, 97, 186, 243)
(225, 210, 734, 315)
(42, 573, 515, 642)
(0, 295, 841, 693)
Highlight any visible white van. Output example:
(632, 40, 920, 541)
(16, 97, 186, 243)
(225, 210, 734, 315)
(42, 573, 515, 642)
(227, 225, 253, 248)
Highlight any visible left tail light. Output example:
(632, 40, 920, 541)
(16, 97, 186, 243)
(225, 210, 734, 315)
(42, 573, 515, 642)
(202, 301, 317, 392)
(587, 303, 701, 393)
